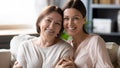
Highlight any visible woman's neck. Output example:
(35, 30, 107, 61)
(72, 31, 88, 50)
(38, 36, 56, 47)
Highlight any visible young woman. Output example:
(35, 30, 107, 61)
(55, 0, 114, 68)
(13, 5, 73, 68)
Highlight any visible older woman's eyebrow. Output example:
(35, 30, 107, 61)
(45, 16, 53, 19)
(46, 16, 62, 22)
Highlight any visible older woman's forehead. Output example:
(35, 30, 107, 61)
(45, 12, 62, 19)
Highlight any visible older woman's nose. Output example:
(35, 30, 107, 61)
(49, 22, 54, 29)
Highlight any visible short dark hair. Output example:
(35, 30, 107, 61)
(36, 5, 63, 37)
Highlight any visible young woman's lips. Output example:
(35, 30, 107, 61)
(68, 27, 76, 30)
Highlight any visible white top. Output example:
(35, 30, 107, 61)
(17, 38, 73, 68)
(69, 34, 114, 68)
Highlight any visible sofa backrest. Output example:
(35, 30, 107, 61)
(10, 34, 36, 62)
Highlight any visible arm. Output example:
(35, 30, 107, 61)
(16, 43, 27, 68)
(95, 36, 114, 68)
(55, 43, 76, 68)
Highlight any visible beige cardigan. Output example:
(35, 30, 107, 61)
(69, 34, 114, 68)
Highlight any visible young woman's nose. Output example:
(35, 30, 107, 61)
(68, 18, 74, 27)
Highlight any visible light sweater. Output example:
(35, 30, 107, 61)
(17, 38, 73, 68)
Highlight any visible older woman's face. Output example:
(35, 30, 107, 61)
(63, 8, 85, 36)
(39, 12, 62, 38)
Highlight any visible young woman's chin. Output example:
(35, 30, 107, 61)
(67, 32, 75, 36)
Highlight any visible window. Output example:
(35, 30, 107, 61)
(0, 0, 48, 35)
(0, 0, 68, 35)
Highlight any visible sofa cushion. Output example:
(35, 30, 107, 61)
(106, 42, 120, 68)
(0, 49, 11, 68)
(117, 45, 120, 68)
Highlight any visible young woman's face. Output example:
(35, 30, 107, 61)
(64, 8, 85, 36)
(39, 12, 62, 38)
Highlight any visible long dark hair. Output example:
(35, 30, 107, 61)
(63, 0, 88, 33)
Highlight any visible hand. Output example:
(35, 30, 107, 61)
(55, 57, 76, 68)
(13, 61, 22, 68)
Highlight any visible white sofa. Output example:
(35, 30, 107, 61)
(0, 34, 35, 68)
(0, 34, 120, 68)
(106, 42, 120, 68)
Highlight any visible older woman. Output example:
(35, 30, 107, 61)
(55, 0, 114, 68)
(13, 5, 73, 68)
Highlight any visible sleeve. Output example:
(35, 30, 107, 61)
(16, 42, 27, 68)
(60, 43, 74, 59)
(95, 36, 114, 68)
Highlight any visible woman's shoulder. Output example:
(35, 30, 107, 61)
(87, 34, 106, 46)
(89, 34, 104, 41)
(86, 34, 105, 45)
(57, 39, 72, 48)
(20, 37, 37, 48)
(56, 39, 73, 54)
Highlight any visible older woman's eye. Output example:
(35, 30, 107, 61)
(45, 19, 51, 23)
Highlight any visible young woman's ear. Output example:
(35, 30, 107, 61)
(83, 17, 86, 24)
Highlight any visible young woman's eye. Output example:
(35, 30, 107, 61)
(64, 17, 69, 21)
(55, 22, 61, 26)
(73, 17, 79, 20)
